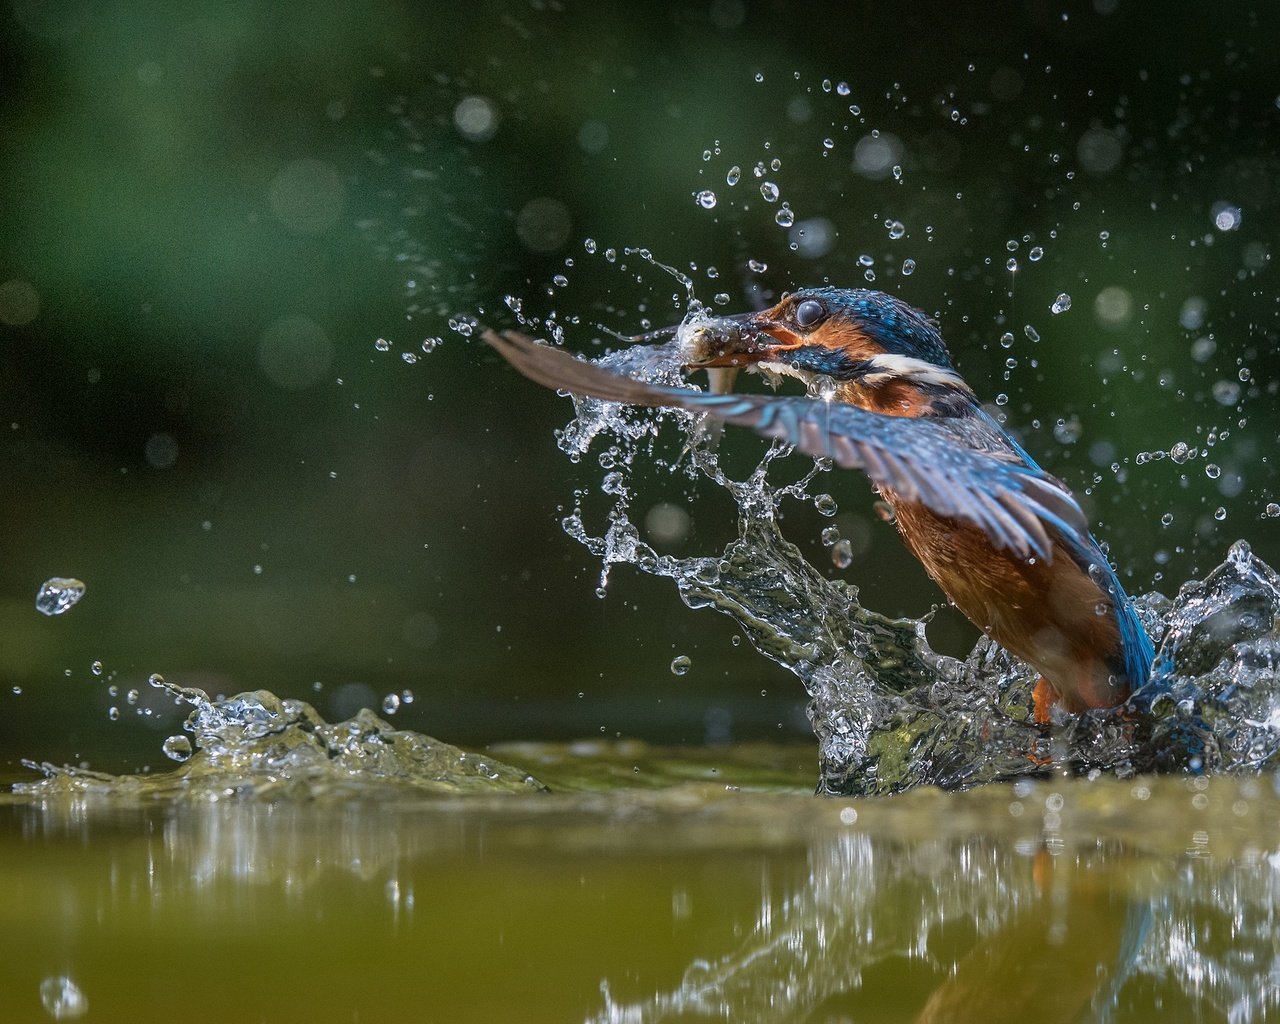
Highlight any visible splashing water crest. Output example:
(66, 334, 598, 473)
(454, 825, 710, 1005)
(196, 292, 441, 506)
(549, 327, 1280, 795)
(16, 675, 545, 800)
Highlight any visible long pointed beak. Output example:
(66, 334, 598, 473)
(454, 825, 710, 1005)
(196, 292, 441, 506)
(676, 309, 801, 369)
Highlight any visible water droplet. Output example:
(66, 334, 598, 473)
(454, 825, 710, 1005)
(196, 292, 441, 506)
(374, 337, 391, 352)
(1205, 463, 1222, 480)
(107, 706, 120, 721)
(885, 219, 905, 239)
(552, 274, 568, 288)
(831, 539, 854, 569)
(400, 351, 417, 364)
(382, 693, 401, 714)
(1051, 293, 1072, 314)
(814, 494, 838, 517)
(1214, 506, 1228, 521)
(759, 181, 779, 202)
(1264, 503, 1280, 519)
(1029, 246, 1044, 261)
(90, 660, 103, 676)
(39, 976, 88, 1020)
(162, 735, 193, 762)
(748, 259, 767, 272)
(584, 238, 597, 254)
(1023, 324, 1041, 343)
(601, 471, 626, 495)
(999, 332, 1015, 349)
(726, 165, 741, 186)
(774, 204, 795, 227)
(1161, 512, 1174, 527)
(1213, 204, 1242, 231)
(754, 72, 764, 83)
(821, 526, 840, 546)
(36, 578, 85, 616)
(995, 393, 1009, 406)
(1006, 258, 1018, 272)
(901, 258, 916, 275)
(670, 655, 692, 676)
(695, 190, 717, 209)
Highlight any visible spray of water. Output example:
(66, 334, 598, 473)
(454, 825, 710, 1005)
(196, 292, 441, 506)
(546, 328, 1280, 794)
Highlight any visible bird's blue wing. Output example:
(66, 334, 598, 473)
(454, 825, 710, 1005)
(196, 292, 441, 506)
(484, 330, 1089, 561)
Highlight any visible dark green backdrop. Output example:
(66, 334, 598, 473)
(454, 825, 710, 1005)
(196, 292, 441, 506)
(2, 0, 1277, 772)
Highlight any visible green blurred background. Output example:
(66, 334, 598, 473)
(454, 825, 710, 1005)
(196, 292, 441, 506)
(1, 0, 1276, 772)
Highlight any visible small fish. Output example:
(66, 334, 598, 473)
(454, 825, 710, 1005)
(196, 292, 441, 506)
(674, 311, 762, 446)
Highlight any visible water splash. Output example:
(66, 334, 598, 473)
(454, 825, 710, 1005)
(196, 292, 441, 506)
(549, 338, 1280, 794)
(16, 679, 545, 800)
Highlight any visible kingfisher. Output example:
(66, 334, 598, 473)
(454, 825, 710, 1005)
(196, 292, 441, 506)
(484, 287, 1154, 719)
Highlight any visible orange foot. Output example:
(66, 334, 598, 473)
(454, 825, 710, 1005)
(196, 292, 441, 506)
(1033, 847, 1053, 893)
(1032, 677, 1058, 725)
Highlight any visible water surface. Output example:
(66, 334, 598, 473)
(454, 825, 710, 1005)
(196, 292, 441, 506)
(5, 741, 1277, 1023)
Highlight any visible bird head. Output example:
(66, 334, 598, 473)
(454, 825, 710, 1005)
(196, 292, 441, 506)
(679, 287, 974, 417)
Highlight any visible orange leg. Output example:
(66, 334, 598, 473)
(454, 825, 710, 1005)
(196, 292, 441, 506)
(1032, 677, 1058, 725)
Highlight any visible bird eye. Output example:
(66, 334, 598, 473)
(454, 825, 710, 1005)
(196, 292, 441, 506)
(794, 299, 826, 328)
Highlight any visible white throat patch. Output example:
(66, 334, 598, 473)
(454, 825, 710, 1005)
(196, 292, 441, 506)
(861, 353, 968, 389)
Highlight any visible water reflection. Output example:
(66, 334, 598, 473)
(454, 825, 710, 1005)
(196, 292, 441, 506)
(6, 774, 1280, 1022)
(583, 778, 1280, 1023)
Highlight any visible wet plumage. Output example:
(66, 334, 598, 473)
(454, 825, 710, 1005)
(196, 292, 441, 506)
(484, 287, 1154, 715)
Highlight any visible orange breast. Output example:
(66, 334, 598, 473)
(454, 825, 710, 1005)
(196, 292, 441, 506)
(888, 497, 1128, 712)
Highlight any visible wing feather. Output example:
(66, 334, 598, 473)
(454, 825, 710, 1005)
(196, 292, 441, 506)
(484, 329, 1089, 559)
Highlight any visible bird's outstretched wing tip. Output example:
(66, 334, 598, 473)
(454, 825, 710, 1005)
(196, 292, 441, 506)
(482, 326, 683, 409)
